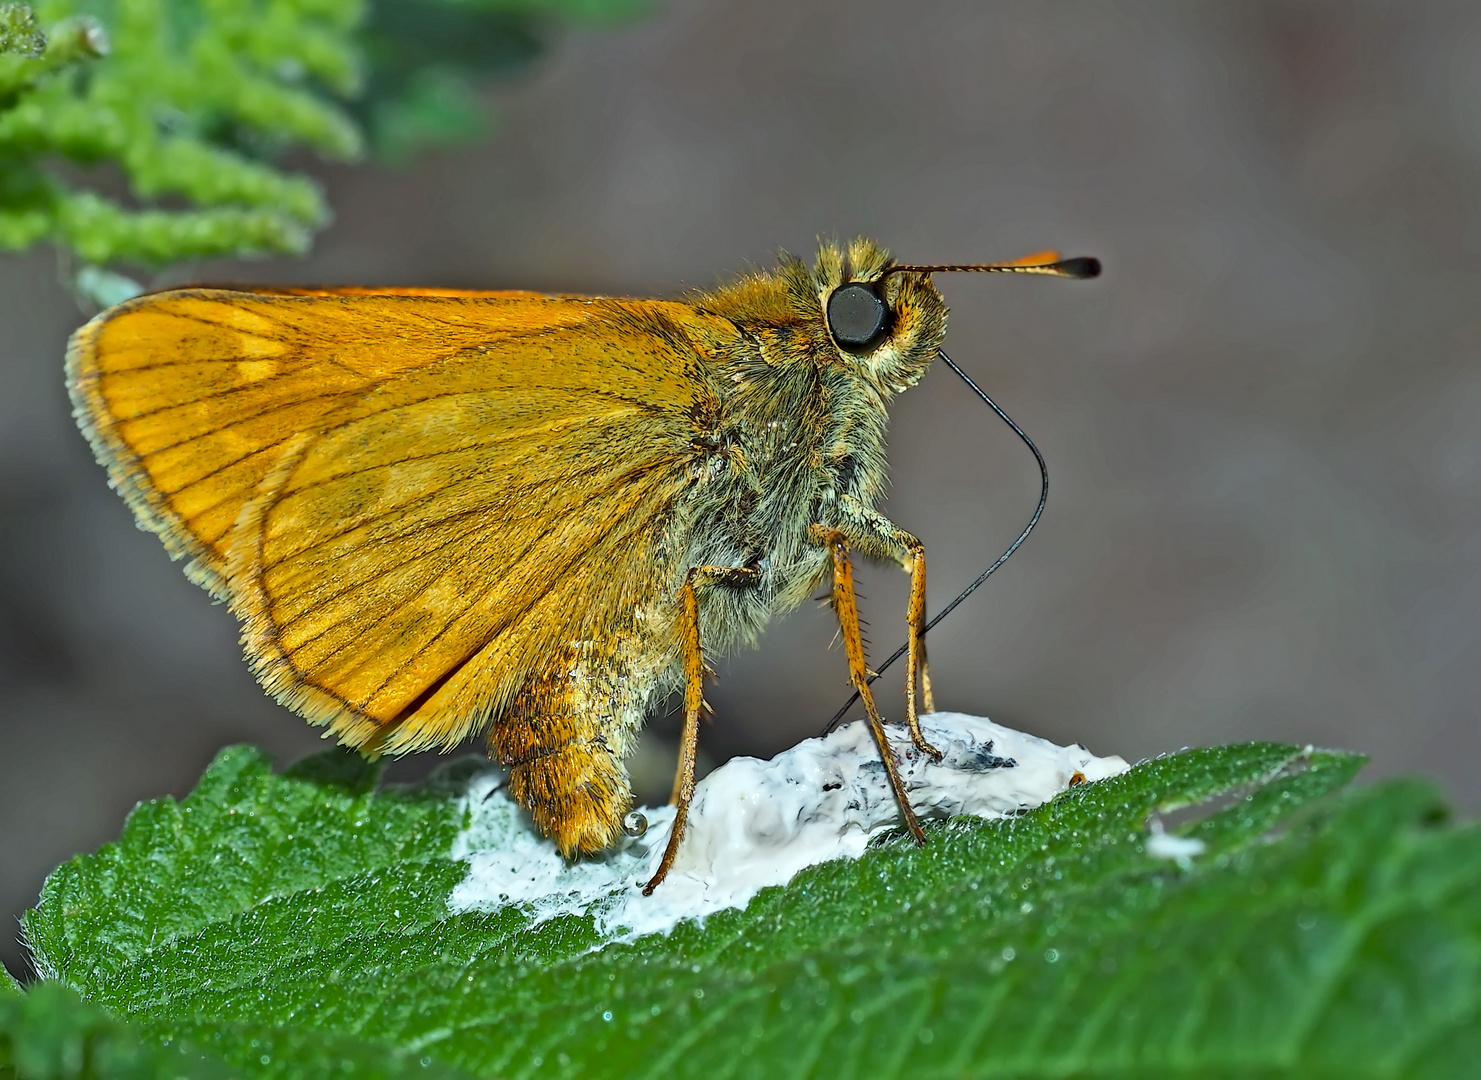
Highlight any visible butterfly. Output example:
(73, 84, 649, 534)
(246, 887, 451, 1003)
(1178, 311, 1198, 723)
(67, 238, 1097, 890)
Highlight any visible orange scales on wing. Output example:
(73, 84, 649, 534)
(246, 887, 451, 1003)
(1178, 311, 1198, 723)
(68, 288, 736, 760)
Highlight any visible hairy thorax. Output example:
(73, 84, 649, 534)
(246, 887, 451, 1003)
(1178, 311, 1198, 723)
(667, 330, 897, 658)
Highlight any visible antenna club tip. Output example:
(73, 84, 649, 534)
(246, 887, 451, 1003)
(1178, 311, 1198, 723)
(1056, 256, 1101, 279)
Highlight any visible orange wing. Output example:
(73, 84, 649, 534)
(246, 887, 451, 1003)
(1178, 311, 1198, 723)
(68, 288, 736, 753)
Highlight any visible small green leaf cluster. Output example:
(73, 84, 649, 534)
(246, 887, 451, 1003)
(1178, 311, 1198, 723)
(0, 4, 46, 57)
(0, 0, 644, 291)
(0, 0, 363, 270)
(8, 736, 1479, 1078)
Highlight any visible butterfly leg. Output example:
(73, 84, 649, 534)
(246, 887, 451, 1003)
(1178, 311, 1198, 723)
(905, 537, 937, 742)
(827, 498, 942, 761)
(810, 527, 928, 847)
(644, 564, 758, 895)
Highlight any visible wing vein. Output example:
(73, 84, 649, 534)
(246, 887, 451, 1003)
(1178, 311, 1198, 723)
(160, 433, 302, 500)
(263, 455, 632, 576)
(351, 471, 668, 710)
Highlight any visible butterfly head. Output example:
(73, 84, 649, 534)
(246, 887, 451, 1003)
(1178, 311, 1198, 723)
(809, 238, 947, 397)
(699, 239, 1098, 398)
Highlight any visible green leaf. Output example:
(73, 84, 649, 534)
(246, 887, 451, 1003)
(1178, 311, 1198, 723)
(23, 745, 472, 994)
(0, 981, 238, 1079)
(23, 739, 1481, 1078)
(0, 981, 486, 1079)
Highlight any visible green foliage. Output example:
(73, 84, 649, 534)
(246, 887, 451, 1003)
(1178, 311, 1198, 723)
(0, 982, 237, 1079)
(23, 746, 471, 991)
(0, 0, 642, 291)
(0, 4, 45, 57)
(357, 0, 648, 164)
(0, 981, 485, 1079)
(0, 0, 361, 270)
(14, 737, 1479, 1078)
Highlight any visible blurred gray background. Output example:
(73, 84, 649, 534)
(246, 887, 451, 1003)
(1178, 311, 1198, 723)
(4, 0, 1481, 980)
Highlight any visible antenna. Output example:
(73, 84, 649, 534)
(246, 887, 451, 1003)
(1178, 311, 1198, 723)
(821, 250, 1099, 735)
(883, 255, 1101, 280)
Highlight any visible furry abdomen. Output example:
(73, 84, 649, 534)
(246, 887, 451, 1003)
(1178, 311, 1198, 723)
(494, 629, 679, 856)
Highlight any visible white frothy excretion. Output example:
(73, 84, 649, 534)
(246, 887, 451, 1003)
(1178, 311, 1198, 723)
(447, 712, 1128, 942)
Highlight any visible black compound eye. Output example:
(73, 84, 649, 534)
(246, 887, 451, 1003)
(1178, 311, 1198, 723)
(827, 282, 889, 351)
